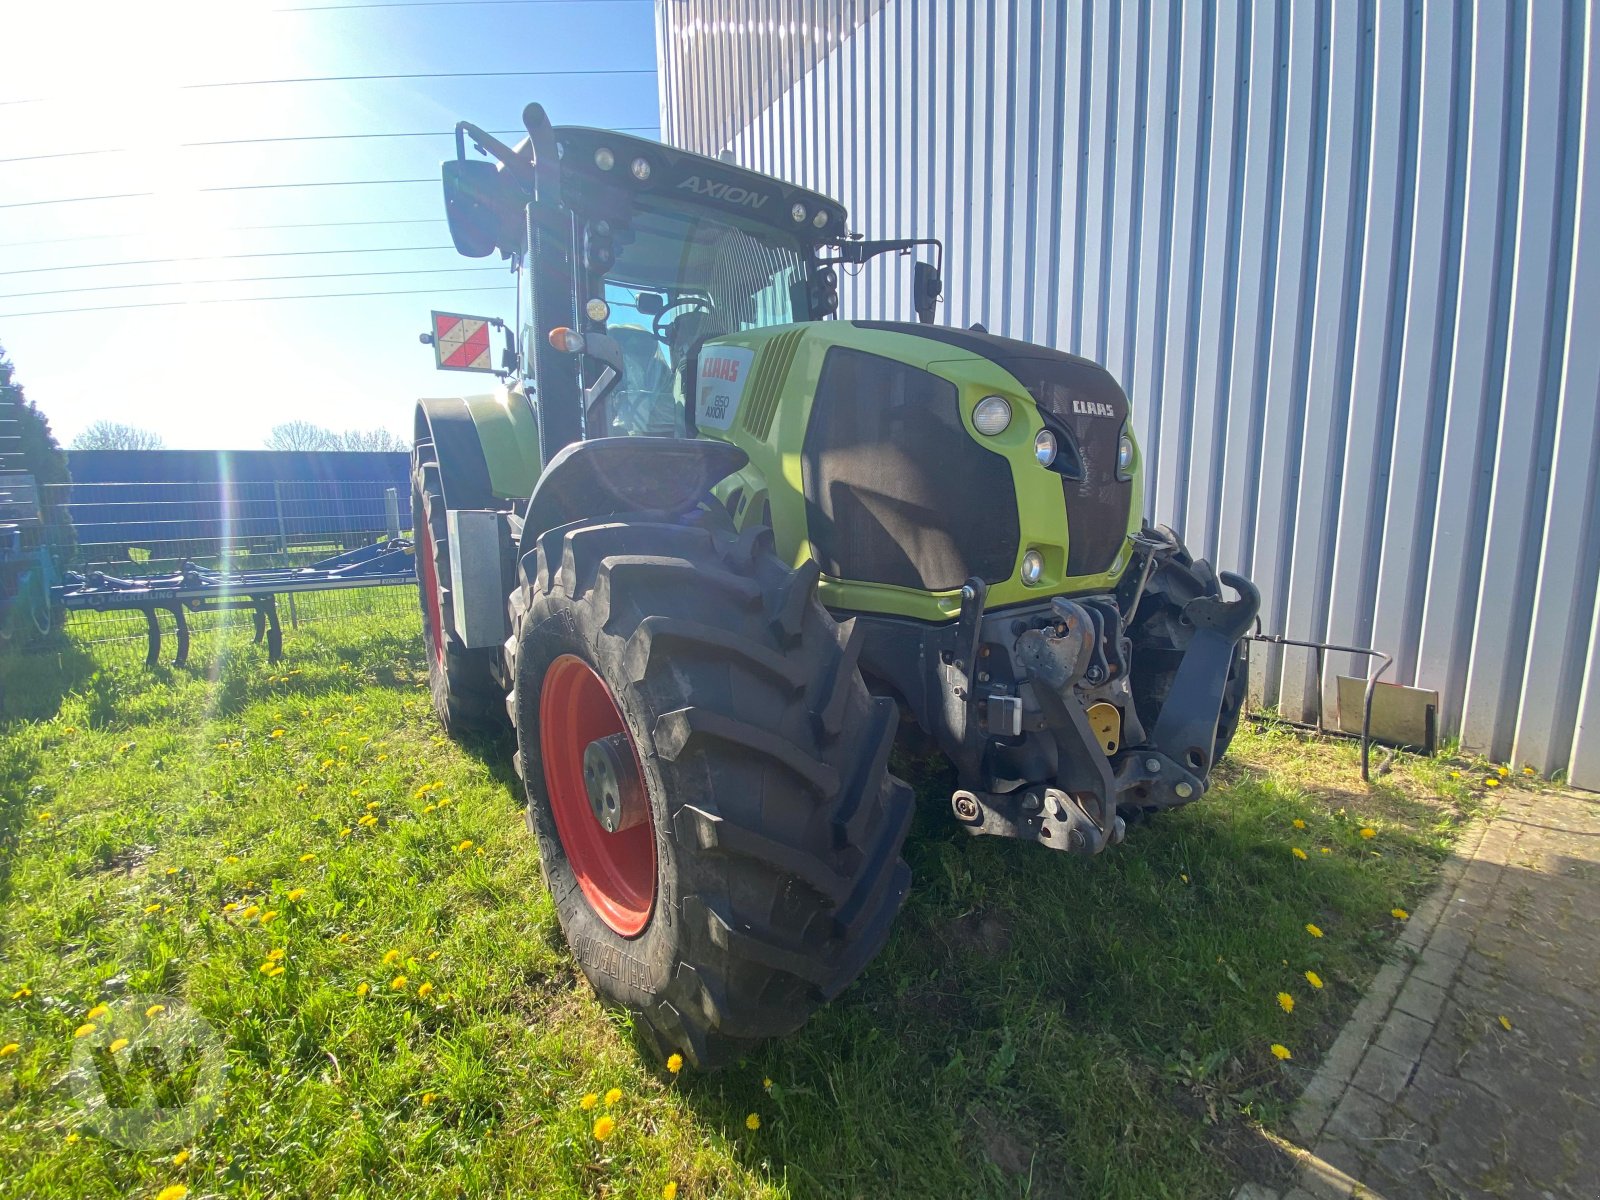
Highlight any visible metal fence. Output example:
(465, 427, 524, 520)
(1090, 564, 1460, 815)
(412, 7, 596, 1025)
(4, 477, 419, 667)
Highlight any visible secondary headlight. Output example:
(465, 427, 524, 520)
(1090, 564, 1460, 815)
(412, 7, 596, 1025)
(1117, 430, 1135, 478)
(1034, 428, 1057, 467)
(972, 395, 1012, 436)
(1020, 549, 1045, 586)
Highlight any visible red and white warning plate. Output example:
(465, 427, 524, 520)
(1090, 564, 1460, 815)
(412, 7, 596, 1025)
(430, 311, 497, 373)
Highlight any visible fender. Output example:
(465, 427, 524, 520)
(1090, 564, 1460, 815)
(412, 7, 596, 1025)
(413, 389, 543, 508)
(522, 437, 748, 549)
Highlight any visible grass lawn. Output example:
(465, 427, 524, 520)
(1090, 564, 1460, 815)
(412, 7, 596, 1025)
(0, 602, 1528, 1198)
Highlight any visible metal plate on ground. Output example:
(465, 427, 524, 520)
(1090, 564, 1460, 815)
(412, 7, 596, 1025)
(1336, 676, 1438, 753)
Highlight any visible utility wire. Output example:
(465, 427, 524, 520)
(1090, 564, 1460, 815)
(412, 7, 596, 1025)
(182, 68, 653, 89)
(0, 265, 505, 302)
(1, 284, 515, 320)
(0, 125, 657, 164)
(0, 218, 443, 249)
(0, 246, 461, 277)
(3, 177, 436, 210)
(278, 0, 648, 9)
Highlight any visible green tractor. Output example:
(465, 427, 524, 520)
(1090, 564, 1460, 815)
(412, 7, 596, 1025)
(413, 105, 1258, 1067)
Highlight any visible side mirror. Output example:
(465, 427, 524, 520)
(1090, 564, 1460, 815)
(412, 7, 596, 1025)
(442, 159, 521, 258)
(913, 260, 942, 324)
(635, 292, 666, 317)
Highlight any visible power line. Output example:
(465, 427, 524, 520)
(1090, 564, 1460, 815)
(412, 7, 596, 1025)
(182, 68, 653, 90)
(0, 218, 444, 250)
(2, 177, 436, 211)
(0, 265, 505, 302)
(1, 284, 515, 320)
(278, 0, 648, 9)
(0, 246, 461, 278)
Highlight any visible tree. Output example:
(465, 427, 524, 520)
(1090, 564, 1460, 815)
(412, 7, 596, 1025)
(72, 421, 166, 451)
(263, 423, 406, 452)
(1, 342, 76, 561)
(264, 421, 338, 451)
(335, 427, 408, 452)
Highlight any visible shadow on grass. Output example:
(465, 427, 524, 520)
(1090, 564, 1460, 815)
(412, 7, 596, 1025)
(641, 745, 1456, 1198)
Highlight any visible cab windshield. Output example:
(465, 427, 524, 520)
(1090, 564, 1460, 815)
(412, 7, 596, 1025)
(598, 196, 808, 437)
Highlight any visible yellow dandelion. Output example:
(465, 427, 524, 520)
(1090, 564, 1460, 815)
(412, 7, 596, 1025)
(270, 729, 285, 739)
(1497, 765, 1509, 777)
(1270, 1043, 1292, 1061)
(146, 1004, 165, 1017)
(456, 839, 474, 853)
(321, 759, 334, 770)
(1180, 873, 1189, 883)
(1522, 766, 1535, 775)
(64, 725, 76, 734)
(423, 804, 436, 814)
(378, 754, 388, 762)
(298, 853, 316, 863)
(1320, 848, 1332, 855)
(762, 1077, 773, 1092)
(86, 1003, 109, 1020)
(165, 867, 179, 876)
(258, 962, 277, 975)
(666, 1053, 683, 1074)
(357, 814, 377, 827)
(1485, 777, 1500, 788)
(383, 949, 401, 965)
(259, 910, 279, 925)
(365, 800, 380, 811)
(1292, 818, 1305, 829)
(242, 905, 261, 919)
(663, 1183, 679, 1200)
(287, 888, 306, 902)
(356, 982, 370, 997)
(593, 1114, 616, 1141)
(745, 1112, 761, 1131)
(1292, 847, 1308, 860)
(1498, 1014, 1512, 1031)
(156, 1187, 189, 1200)
(11, 987, 31, 1000)
(1305, 923, 1323, 938)
(36, 811, 53, 822)
(335, 932, 351, 943)
(0, 1043, 19, 1057)
(224, 855, 240, 864)
(580, 1092, 599, 1110)
(73, 1023, 96, 1038)
(426, 950, 440, 961)
(437, 796, 452, 808)
(172, 1148, 190, 1165)
(338, 826, 353, 837)
(421, 1091, 436, 1106)
(1360, 828, 1376, 839)
(1305, 971, 1324, 990)
(390, 975, 408, 991)
(109, 1037, 129, 1052)
(604, 1087, 622, 1106)
(65, 1130, 80, 1143)
(1277, 992, 1294, 1014)
(1391, 908, 1409, 920)
(417, 982, 434, 998)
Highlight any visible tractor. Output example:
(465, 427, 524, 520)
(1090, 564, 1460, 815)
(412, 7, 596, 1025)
(412, 105, 1258, 1068)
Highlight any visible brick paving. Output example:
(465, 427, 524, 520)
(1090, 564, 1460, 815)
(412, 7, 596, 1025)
(1241, 786, 1600, 1200)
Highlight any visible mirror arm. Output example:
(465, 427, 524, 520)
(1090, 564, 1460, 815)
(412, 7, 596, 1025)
(453, 122, 535, 191)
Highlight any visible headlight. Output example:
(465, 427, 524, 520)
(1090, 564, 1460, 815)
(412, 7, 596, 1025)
(630, 156, 652, 181)
(791, 202, 807, 223)
(1020, 549, 1045, 586)
(972, 395, 1012, 436)
(1117, 431, 1135, 477)
(593, 147, 615, 170)
(1034, 428, 1057, 467)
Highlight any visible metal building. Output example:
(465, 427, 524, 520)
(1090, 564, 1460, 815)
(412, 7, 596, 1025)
(654, 0, 1600, 791)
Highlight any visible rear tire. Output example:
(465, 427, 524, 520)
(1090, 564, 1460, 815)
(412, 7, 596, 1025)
(509, 517, 913, 1068)
(411, 440, 506, 736)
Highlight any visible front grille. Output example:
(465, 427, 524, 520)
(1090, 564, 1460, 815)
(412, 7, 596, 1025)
(802, 346, 1019, 591)
(851, 323, 1133, 577)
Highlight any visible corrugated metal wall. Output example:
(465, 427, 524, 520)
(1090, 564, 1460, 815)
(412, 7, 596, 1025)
(655, 0, 1600, 791)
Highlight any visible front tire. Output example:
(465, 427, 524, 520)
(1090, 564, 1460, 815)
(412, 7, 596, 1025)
(510, 517, 913, 1068)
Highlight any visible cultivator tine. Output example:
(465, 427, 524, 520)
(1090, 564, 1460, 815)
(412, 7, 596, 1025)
(142, 608, 161, 667)
(171, 605, 190, 668)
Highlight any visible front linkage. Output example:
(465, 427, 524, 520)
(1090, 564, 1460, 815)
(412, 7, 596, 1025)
(857, 528, 1259, 857)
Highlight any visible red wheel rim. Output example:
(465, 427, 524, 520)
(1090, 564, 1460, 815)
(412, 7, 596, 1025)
(417, 511, 446, 668)
(539, 655, 655, 936)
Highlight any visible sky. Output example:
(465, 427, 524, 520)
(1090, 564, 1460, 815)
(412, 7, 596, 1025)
(0, 0, 660, 450)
